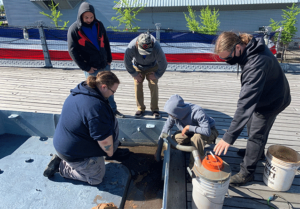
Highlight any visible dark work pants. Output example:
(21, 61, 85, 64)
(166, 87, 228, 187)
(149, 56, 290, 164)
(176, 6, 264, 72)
(240, 112, 277, 176)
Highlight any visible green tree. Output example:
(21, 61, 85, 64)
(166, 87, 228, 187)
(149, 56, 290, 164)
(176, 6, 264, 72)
(184, 6, 220, 35)
(269, 3, 300, 46)
(184, 6, 200, 33)
(108, 0, 145, 32)
(198, 6, 220, 35)
(40, 0, 69, 30)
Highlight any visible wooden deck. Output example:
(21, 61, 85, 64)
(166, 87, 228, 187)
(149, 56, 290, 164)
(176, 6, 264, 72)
(0, 66, 299, 209)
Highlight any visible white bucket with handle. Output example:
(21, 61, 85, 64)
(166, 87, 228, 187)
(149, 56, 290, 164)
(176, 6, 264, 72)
(192, 154, 231, 209)
(263, 145, 300, 191)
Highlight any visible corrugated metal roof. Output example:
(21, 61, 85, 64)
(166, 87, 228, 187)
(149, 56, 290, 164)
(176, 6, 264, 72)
(117, 0, 300, 7)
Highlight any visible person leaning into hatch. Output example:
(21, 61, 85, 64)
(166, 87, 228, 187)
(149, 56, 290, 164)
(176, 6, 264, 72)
(213, 32, 291, 187)
(67, 2, 124, 118)
(43, 71, 129, 185)
(124, 31, 168, 119)
(160, 94, 219, 168)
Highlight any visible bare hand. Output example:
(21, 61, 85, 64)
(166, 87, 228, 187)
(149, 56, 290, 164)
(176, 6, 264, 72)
(182, 125, 190, 136)
(88, 67, 97, 74)
(107, 62, 111, 65)
(134, 73, 143, 83)
(147, 72, 156, 81)
(213, 139, 230, 156)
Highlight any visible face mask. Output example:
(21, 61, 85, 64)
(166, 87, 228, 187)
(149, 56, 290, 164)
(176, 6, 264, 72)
(226, 50, 241, 65)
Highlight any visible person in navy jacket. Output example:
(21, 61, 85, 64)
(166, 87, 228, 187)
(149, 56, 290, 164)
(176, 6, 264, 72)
(43, 71, 128, 185)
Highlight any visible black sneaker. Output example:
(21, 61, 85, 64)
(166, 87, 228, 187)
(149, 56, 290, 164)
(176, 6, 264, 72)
(135, 110, 144, 118)
(43, 154, 61, 177)
(106, 148, 131, 161)
(230, 172, 254, 187)
(237, 149, 266, 160)
(115, 110, 124, 118)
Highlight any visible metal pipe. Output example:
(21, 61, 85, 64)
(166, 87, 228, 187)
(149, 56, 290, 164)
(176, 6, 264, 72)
(165, 136, 202, 168)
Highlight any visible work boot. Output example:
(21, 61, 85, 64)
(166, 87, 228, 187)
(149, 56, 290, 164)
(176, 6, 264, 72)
(43, 154, 61, 177)
(229, 172, 254, 187)
(237, 149, 266, 160)
(105, 148, 131, 161)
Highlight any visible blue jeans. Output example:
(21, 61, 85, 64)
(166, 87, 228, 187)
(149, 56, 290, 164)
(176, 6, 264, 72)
(84, 65, 117, 113)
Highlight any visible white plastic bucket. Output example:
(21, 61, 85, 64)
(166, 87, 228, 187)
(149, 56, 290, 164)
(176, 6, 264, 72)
(263, 145, 300, 191)
(192, 177, 230, 209)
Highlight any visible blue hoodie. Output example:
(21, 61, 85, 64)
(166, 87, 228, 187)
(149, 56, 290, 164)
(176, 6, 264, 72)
(161, 94, 215, 137)
(54, 81, 118, 161)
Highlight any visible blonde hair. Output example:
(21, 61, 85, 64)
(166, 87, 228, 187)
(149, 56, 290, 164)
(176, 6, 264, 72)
(214, 32, 253, 54)
(87, 71, 120, 89)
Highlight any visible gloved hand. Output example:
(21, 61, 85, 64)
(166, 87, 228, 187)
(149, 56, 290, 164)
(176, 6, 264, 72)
(160, 132, 169, 139)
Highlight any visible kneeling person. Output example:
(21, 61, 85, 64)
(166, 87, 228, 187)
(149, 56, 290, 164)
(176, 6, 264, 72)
(44, 71, 124, 185)
(160, 94, 219, 168)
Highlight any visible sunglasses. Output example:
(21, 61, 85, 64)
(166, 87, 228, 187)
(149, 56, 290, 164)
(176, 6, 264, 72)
(107, 86, 116, 94)
(219, 43, 239, 60)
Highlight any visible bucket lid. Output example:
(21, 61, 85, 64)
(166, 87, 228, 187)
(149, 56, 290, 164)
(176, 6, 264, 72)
(202, 155, 224, 172)
(193, 154, 231, 182)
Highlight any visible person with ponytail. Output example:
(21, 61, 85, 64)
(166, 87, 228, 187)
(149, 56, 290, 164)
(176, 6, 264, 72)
(213, 32, 291, 186)
(43, 71, 130, 185)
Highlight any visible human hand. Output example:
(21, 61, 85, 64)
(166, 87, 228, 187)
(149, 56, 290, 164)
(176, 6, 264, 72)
(181, 125, 190, 136)
(147, 72, 156, 81)
(107, 62, 111, 65)
(88, 67, 97, 74)
(134, 73, 143, 83)
(213, 139, 230, 156)
(160, 132, 169, 139)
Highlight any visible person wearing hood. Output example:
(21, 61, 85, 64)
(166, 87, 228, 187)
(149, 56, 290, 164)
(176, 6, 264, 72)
(67, 2, 123, 118)
(160, 94, 219, 168)
(213, 32, 291, 186)
(43, 71, 129, 185)
(124, 32, 168, 119)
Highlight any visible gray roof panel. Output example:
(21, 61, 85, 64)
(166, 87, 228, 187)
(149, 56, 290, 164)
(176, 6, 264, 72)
(119, 0, 300, 7)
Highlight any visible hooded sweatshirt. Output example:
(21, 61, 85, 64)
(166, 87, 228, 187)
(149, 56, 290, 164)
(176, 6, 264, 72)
(161, 94, 215, 137)
(124, 35, 168, 79)
(222, 37, 291, 145)
(67, 2, 112, 72)
(53, 81, 118, 162)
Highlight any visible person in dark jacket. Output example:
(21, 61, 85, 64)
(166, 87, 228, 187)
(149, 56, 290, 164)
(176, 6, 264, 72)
(67, 2, 123, 118)
(160, 94, 219, 168)
(213, 32, 291, 186)
(43, 71, 129, 185)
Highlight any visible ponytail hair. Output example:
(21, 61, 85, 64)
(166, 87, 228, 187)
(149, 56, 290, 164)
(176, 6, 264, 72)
(86, 71, 120, 89)
(214, 31, 253, 54)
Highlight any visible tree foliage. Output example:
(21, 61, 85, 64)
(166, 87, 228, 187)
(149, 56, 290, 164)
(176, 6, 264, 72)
(184, 6, 220, 35)
(184, 6, 200, 33)
(108, 0, 145, 32)
(40, 0, 69, 30)
(269, 3, 300, 46)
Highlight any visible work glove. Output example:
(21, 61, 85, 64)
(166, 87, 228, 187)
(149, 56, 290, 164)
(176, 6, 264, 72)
(160, 132, 169, 139)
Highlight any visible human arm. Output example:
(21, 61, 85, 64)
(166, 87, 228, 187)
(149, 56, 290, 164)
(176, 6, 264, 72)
(160, 116, 175, 138)
(97, 135, 113, 157)
(153, 43, 168, 79)
(223, 66, 266, 145)
(124, 47, 139, 78)
(67, 27, 91, 72)
(101, 23, 112, 63)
